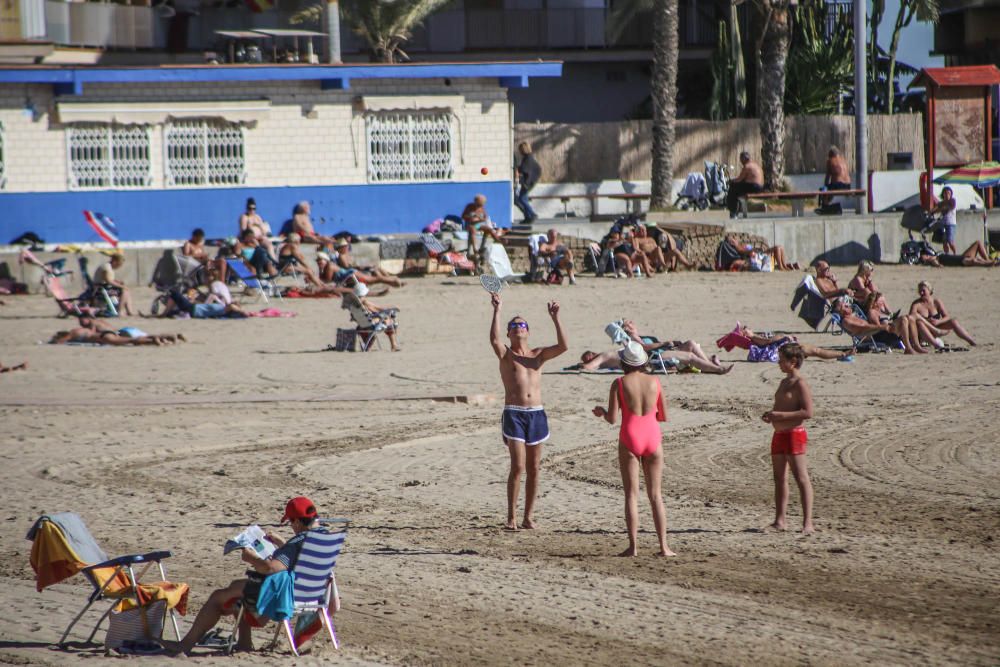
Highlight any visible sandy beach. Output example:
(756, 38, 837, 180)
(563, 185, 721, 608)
(1, 265, 998, 666)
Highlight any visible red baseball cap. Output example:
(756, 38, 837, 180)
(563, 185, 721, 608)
(281, 496, 318, 524)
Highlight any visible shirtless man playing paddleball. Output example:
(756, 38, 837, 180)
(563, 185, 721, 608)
(490, 293, 568, 530)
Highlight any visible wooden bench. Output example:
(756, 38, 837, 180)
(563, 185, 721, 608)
(530, 194, 599, 218)
(742, 189, 867, 218)
(606, 192, 651, 215)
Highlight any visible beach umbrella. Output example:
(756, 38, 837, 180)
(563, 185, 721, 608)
(932, 161, 1000, 189)
(932, 161, 999, 244)
(82, 210, 120, 247)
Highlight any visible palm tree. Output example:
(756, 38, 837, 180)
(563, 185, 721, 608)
(884, 0, 938, 114)
(650, 0, 679, 209)
(608, 0, 678, 209)
(753, 0, 791, 190)
(784, 0, 853, 115)
(291, 0, 451, 63)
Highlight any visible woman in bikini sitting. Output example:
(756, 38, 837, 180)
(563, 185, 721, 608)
(592, 342, 676, 557)
(909, 280, 976, 346)
(848, 260, 894, 324)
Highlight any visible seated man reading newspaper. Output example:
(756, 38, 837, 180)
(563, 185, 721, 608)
(162, 497, 324, 655)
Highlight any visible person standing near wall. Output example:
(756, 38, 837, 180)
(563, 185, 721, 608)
(515, 142, 541, 224)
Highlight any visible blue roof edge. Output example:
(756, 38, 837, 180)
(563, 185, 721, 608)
(0, 61, 563, 94)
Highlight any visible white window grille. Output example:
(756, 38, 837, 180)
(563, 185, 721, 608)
(0, 121, 5, 190)
(366, 111, 453, 183)
(67, 125, 152, 190)
(165, 120, 246, 187)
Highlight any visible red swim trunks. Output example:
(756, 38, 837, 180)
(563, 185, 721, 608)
(770, 427, 808, 456)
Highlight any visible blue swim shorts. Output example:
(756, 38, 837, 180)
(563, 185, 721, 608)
(943, 224, 956, 245)
(502, 406, 549, 446)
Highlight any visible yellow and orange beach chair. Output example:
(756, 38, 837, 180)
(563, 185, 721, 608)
(26, 513, 188, 647)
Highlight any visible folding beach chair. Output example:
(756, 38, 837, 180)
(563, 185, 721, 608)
(341, 292, 398, 351)
(228, 525, 348, 656)
(486, 244, 518, 283)
(790, 275, 831, 331)
(829, 303, 891, 353)
(78, 256, 122, 316)
(225, 258, 281, 303)
(43, 273, 117, 318)
(26, 513, 186, 648)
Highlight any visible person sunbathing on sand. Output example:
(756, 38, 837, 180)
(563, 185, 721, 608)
(729, 324, 855, 361)
(909, 280, 976, 346)
(50, 327, 164, 346)
(763, 344, 815, 534)
(77, 315, 187, 345)
(592, 341, 676, 557)
(831, 299, 932, 354)
(1, 360, 27, 373)
(490, 292, 568, 530)
(621, 320, 732, 373)
(162, 497, 328, 656)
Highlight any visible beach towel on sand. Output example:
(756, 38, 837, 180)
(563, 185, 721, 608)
(249, 308, 297, 318)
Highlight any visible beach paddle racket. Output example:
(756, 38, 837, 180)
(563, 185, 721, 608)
(480, 274, 504, 294)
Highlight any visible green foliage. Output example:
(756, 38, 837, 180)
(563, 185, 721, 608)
(291, 0, 452, 63)
(783, 0, 854, 114)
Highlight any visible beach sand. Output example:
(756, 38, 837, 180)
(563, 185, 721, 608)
(1, 265, 998, 666)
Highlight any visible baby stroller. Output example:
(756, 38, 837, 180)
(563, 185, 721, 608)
(674, 161, 730, 211)
(148, 249, 205, 315)
(898, 205, 945, 265)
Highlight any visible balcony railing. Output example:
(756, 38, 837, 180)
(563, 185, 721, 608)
(17, 0, 719, 57)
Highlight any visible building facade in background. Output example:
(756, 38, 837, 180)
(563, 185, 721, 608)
(0, 63, 560, 243)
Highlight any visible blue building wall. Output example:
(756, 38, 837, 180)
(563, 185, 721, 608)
(0, 180, 511, 244)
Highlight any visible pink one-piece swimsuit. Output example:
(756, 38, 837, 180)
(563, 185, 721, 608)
(617, 379, 663, 458)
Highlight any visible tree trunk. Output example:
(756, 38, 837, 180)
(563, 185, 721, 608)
(757, 1, 790, 191)
(886, 3, 914, 115)
(650, 0, 679, 209)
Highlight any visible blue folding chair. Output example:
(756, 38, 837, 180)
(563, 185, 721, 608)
(829, 303, 892, 353)
(228, 523, 347, 656)
(225, 258, 280, 303)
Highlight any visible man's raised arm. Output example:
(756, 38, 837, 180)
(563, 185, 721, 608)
(539, 301, 568, 362)
(489, 293, 507, 359)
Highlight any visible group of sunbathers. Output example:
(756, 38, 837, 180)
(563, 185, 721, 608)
(178, 198, 406, 298)
(813, 259, 976, 353)
(590, 217, 696, 278)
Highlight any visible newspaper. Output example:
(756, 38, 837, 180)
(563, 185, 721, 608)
(223, 524, 275, 559)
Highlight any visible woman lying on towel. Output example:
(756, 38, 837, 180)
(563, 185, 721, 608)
(717, 323, 854, 362)
(51, 327, 169, 346)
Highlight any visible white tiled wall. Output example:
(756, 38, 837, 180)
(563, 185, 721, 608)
(0, 78, 512, 192)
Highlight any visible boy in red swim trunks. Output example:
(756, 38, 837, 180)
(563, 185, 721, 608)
(762, 343, 815, 534)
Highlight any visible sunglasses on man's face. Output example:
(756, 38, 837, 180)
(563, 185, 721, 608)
(508, 321, 528, 330)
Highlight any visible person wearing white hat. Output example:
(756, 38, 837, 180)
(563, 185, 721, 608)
(489, 292, 568, 530)
(593, 341, 675, 557)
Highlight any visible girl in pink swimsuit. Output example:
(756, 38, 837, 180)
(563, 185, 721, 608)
(593, 342, 676, 557)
